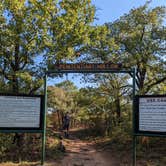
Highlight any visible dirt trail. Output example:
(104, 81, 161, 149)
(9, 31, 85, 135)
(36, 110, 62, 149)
(46, 135, 119, 166)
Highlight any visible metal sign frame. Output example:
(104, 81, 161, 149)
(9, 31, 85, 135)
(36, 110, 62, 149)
(0, 93, 46, 165)
(0, 93, 44, 132)
(43, 63, 136, 166)
(134, 95, 166, 137)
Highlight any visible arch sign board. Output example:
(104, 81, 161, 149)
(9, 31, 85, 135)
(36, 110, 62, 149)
(135, 95, 166, 136)
(0, 94, 44, 131)
(54, 62, 121, 70)
(47, 62, 123, 73)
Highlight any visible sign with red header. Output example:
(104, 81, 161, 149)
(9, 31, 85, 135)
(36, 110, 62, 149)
(54, 63, 122, 71)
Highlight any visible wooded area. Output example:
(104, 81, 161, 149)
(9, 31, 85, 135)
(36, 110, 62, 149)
(0, 0, 166, 165)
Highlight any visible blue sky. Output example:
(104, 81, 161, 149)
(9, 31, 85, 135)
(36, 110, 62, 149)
(92, 0, 166, 25)
(49, 0, 166, 87)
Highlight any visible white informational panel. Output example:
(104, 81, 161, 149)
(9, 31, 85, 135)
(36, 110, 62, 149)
(0, 95, 41, 128)
(139, 96, 166, 132)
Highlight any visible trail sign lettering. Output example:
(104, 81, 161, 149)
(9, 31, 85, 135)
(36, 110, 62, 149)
(54, 63, 122, 71)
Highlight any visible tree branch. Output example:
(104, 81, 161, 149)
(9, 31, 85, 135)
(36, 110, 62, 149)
(145, 76, 166, 93)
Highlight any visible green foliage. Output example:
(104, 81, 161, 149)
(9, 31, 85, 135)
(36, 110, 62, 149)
(0, 0, 97, 93)
(48, 81, 77, 112)
(0, 134, 13, 160)
(107, 2, 166, 94)
(0, 1, 166, 164)
(47, 77, 132, 137)
(0, 0, 45, 94)
(44, 0, 96, 64)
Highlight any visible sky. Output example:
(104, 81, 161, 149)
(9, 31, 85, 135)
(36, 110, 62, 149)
(49, 0, 166, 87)
(92, 0, 166, 25)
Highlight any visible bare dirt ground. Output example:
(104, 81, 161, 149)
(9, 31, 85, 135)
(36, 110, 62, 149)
(45, 133, 120, 166)
(1, 129, 165, 166)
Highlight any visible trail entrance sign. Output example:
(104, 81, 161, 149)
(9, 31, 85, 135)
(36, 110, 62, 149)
(48, 62, 122, 73)
(134, 95, 166, 136)
(0, 94, 44, 131)
(45, 62, 136, 166)
(54, 62, 121, 71)
(0, 94, 45, 165)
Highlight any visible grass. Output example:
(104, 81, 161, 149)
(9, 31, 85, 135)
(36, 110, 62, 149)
(0, 161, 39, 166)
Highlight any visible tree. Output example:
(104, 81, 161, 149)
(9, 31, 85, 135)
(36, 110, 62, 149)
(47, 86, 67, 129)
(44, 0, 97, 66)
(0, 0, 46, 94)
(95, 74, 131, 122)
(0, 0, 98, 93)
(47, 81, 78, 129)
(107, 2, 166, 94)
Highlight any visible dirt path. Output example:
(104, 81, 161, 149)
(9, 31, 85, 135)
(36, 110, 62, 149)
(46, 135, 119, 166)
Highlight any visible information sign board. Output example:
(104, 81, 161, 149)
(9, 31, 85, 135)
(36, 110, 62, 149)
(0, 94, 44, 130)
(135, 95, 166, 136)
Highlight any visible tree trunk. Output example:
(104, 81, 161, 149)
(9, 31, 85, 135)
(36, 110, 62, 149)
(115, 98, 121, 123)
(12, 74, 19, 94)
(57, 110, 61, 130)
